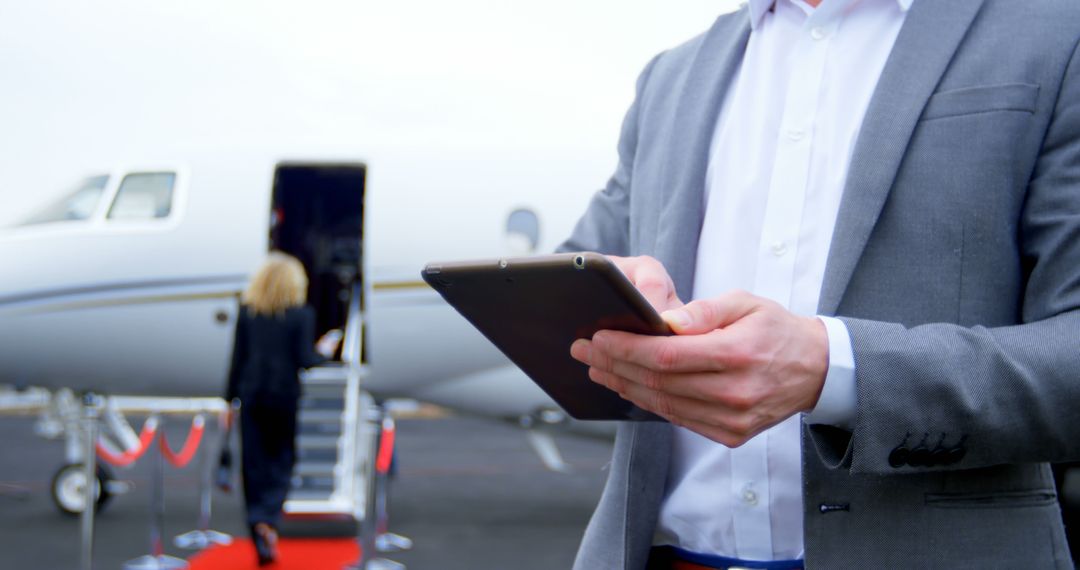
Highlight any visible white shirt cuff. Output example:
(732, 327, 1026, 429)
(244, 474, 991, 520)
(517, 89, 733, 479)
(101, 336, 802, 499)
(803, 316, 857, 429)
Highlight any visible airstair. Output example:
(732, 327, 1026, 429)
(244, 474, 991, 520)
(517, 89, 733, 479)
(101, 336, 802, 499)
(284, 284, 377, 523)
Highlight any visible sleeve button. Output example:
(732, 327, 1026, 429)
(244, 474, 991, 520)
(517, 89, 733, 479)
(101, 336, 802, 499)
(888, 446, 910, 468)
(946, 446, 967, 465)
(908, 446, 930, 467)
(929, 446, 950, 466)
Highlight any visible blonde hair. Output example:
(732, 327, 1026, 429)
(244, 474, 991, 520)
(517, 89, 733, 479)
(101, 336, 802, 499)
(243, 252, 309, 316)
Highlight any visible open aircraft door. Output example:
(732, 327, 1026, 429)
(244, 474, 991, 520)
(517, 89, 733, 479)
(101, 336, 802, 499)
(270, 162, 367, 353)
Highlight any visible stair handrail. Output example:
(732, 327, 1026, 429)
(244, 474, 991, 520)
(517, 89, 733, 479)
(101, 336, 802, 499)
(341, 281, 363, 368)
(338, 280, 364, 512)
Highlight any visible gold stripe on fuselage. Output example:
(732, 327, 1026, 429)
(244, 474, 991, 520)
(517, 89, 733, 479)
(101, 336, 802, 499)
(6, 280, 432, 315)
(371, 280, 431, 291)
(7, 291, 242, 315)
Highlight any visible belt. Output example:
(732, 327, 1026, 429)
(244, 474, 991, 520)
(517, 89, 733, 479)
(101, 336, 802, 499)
(647, 546, 805, 570)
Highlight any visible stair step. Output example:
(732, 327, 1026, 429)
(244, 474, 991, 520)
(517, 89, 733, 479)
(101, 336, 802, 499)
(282, 498, 358, 523)
(301, 388, 346, 400)
(297, 435, 339, 449)
(300, 396, 346, 411)
(299, 409, 344, 423)
(300, 368, 349, 387)
(302, 380, 348, 390)
(298, 447, 338, 462)
(292, 474, 336, 492)
(285, 489, 335, 503)
(295, 462, 337, 477)
(298, 422, 342, 436)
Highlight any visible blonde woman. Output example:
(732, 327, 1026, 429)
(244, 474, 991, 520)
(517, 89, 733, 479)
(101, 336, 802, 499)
(225, 252, 339, 566)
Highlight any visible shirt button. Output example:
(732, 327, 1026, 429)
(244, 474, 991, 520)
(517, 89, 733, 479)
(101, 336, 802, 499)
(786, 128, 805, 141)
(810, 26, 828, 40)
(771, 241, 788, 257)
(742, 488, 759, 506)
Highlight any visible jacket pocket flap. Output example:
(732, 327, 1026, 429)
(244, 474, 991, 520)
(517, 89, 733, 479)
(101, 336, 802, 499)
(925, 488, 1057, 509)
(921, 83, 1039, 121)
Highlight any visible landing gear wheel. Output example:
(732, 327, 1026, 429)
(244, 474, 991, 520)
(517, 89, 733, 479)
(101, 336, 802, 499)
(51, 463, 113, 516)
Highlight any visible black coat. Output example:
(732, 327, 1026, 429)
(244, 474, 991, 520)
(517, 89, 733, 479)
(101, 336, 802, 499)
(225, 305, 325, 408)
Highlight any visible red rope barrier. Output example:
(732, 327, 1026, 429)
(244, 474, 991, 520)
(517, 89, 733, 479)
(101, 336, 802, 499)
(375, 419, 395, 475)
(161, 415, 206, 468)
(96, 416, 159, 467)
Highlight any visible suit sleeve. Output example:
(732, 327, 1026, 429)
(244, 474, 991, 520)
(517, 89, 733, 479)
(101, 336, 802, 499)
(295, 306, 327, 370)
(809, 38, 1080, 475)
(556, 53, 665, 255)
(224, 309, 246, 401)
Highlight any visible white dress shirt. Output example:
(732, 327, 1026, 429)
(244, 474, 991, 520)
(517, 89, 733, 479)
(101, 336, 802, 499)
(653, 0, 912, 560)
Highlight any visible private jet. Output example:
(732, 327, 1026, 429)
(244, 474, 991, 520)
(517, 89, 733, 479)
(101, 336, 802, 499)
(0, 148, 605, 520)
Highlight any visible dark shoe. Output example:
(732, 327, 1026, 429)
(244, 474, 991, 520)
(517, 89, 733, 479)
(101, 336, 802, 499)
(252, 523, 279, 566)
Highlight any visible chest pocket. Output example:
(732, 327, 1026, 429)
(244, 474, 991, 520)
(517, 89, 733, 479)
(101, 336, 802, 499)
(920, 82, 1039, 121)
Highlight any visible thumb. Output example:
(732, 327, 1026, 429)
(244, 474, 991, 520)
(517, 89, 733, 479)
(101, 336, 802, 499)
(660, 290, 759, 334)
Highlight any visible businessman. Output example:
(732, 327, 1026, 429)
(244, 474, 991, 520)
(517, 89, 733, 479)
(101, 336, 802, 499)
(561, 0, 1080, 567)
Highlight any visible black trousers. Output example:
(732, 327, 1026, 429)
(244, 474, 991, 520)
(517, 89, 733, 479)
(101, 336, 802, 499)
(240, 401, 297, 529)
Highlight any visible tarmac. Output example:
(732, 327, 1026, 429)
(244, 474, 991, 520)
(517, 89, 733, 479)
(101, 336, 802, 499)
(0, 411, 612, 570)
(3, 406, 1077, 569)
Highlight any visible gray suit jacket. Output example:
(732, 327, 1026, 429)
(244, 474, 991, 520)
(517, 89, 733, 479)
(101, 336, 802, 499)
(561, 0, 1080, 567)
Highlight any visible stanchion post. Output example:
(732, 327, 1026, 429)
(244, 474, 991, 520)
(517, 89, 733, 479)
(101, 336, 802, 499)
(197, 415, 212, 531)
(153, 430, 165, 558)
(358, 406, 380, 567)
(375, 417, 412, 554)
(123, 418, 187, 570)
(346, 406, 404, 570)
(79, 392, 101, 570)
(174, 411, 232, 550)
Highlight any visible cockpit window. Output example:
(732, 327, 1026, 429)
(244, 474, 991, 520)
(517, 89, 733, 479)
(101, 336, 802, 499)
(107, 172, 176, 221)
(20, 175, 109, 226)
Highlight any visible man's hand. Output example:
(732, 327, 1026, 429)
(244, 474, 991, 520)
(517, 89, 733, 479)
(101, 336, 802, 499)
(570, 290, 829, 447)
(607, 255, 684, 312)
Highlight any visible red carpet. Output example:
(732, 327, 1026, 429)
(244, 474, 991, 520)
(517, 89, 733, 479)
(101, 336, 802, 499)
(188, 538, 360, 570)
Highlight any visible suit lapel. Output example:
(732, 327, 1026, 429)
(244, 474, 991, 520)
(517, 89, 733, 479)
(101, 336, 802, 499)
(817, 0, 986, 315)
(654, 14, 752, 303)
(624, 12, 753, 570)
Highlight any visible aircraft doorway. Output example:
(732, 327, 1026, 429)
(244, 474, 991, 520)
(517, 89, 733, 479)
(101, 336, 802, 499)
(269, 163, 366, 360)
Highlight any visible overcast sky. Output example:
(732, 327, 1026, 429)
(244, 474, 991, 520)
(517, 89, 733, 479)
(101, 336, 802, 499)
(0, 0, 739, 226)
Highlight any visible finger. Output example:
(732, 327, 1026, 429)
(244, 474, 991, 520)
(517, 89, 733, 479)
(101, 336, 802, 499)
(587, 367, 752, 438)
(637, 278, 677, 314)
(571, 339, 616, 373)
(609, 255, 682, 312)
(590, 329, 737, 373)
(570, 339, 586, 362)
(596, 357, 766, 416)
(661, 290, 761, 335)
(601, 357, 731, 401)
(587, 367, 712, 419)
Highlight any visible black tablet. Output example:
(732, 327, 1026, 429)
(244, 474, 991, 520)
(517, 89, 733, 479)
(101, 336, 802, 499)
(421, 252, 670, 421)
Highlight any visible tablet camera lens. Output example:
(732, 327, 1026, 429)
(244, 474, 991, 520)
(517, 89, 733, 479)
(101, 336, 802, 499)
(573, 255, 585, 269)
